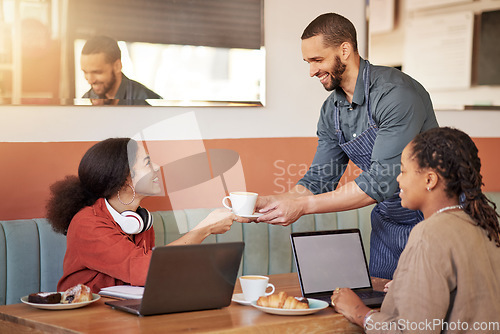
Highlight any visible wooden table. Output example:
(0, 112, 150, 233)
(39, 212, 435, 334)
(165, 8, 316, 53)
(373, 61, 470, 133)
(0, 273, 388, 333)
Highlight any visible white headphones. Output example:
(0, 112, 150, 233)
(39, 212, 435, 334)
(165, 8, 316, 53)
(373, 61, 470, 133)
(105, 199, 153, 234)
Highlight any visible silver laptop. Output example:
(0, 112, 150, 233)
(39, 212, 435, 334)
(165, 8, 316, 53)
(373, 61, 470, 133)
(290, 229, 385, 307)
(105, 242, 244, 316)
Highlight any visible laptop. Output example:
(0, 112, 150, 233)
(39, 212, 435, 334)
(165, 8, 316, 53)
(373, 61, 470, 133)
(105, 242, 244, 316)
(290, 229, 385, 307)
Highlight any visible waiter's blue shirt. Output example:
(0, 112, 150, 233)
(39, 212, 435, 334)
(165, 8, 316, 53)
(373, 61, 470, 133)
(298, 58, 438, 202)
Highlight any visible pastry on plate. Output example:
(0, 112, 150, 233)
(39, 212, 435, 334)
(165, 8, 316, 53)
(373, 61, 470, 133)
(257, 291, 309, 309)
(28, 292, 62, 304)
(61, 284, 93, 304)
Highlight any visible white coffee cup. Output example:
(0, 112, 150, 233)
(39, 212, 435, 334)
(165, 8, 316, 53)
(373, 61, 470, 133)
(239, 275, 275, 302)
(222, 192, 258, 216)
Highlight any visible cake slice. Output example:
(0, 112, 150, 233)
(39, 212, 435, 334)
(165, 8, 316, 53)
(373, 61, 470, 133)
(28, 292, 62, 304)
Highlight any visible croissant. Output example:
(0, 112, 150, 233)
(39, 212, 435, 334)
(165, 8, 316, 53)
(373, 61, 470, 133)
(257, 291, 287, 308)
(283, 296, 309, 309)
(257, 291, 309, 309)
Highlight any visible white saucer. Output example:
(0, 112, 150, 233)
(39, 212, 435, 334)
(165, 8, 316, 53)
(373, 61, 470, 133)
(250, 298, 329, 315)
(237, 213, 263, 218)
(231, 293, 252, 306)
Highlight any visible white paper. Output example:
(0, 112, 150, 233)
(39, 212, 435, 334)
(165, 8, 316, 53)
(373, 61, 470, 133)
(99, 286, 144, 299)
(403, 11, 474, 91)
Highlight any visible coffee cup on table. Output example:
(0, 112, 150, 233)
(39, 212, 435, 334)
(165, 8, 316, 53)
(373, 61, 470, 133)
(222, 191, 258, 216)
(239, 275, 275, 302)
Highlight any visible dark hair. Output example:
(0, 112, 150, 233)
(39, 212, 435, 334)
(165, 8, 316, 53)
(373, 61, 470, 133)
(46, 138, 138, 235)
(410, 127, 500, 247)
(301, 13, 358, 53)
(81, 35, 121, 64)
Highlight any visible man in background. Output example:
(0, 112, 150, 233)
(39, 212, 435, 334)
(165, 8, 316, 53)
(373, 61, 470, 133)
(80, 35, 162, 105)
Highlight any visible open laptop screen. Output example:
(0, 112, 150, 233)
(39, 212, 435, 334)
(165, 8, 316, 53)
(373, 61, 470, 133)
(291, 229, 372, 295)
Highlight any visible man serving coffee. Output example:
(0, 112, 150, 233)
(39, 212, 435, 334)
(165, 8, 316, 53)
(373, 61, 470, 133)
(256, 13, 438, 279)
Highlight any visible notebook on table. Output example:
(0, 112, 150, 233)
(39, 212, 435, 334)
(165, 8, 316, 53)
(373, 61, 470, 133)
(290, 229, 385, 307)
(105, 242, 244, 316)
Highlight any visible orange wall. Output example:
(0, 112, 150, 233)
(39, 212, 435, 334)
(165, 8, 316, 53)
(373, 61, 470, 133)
(1, 137, 499, 220)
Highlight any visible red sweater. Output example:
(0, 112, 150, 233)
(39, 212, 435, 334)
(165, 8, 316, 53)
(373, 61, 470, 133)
(57, 198, 155, 293)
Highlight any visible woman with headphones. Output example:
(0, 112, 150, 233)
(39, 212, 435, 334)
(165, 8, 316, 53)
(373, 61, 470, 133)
(47, 138, 248, 293)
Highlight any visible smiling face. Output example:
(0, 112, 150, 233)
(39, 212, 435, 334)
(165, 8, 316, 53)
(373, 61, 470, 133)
(397, 144, 429, 211)
(130, 144, 162, 197)
(81, 53, 121, 98)
(301, 34, 346, 91)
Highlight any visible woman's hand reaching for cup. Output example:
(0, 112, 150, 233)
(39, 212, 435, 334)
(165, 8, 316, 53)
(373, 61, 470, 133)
(194, 208, 250, 234)
(171, 209, 250, 246)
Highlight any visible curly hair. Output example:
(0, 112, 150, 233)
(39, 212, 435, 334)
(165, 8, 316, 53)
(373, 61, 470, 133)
(301, 13, 358, 53)
(46, 138, 138, 235)
(410, 127, 500, 247)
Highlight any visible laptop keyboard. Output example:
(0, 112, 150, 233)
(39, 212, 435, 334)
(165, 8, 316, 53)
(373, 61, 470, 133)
(310, 290, 384, 302)
(356, 290, 385, 299)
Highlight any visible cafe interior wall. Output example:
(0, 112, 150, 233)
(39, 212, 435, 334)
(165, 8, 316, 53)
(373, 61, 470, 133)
(366, 0, 500, 195)
(369, 0, 500, 108)
(0, 0, 499, 221)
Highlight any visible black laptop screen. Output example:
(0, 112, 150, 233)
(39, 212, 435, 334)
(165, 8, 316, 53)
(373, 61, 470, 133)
(291, 230, 372, 294)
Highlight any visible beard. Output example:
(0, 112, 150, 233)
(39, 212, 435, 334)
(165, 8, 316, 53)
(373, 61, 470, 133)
(94, 71, 117, 98)
(323, 56, 346, 91)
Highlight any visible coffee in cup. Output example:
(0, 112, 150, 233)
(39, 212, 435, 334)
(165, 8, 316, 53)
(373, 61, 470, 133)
(239, 275, 275, 302)
(222, 192, 258, 216)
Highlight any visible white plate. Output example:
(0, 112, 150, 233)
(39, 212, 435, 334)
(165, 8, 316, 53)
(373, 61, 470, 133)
(237, 213, 263, 218)
(231, 293, 253, 306)
(21, 293, 100, 310)
(250, 298, 329, 316)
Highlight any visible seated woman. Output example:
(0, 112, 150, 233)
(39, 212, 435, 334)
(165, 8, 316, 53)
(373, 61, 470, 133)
(331, 127, 500, 333)
(47, 138, 248, 293)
